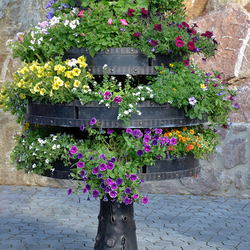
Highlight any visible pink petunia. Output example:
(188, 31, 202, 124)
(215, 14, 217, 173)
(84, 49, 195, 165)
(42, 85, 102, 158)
(107, 18, 112, 25)
(78, 10, 84, 18)
(120, 19, 128, 26)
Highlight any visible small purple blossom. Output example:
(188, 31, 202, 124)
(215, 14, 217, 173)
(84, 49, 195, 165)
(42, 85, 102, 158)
(104, 91, 112, 100)
(89, 155, 94, 161)
(109, 190, 117, 198)
(97, 173, 103, 179)
(99, 154, 107, 160)
(106, 178, 113, 185)
(107, 162, 114, 170)
(78, 153, 83, 159)
(155, 128, 162, 134)
(145, 128, 151, 134)
(80, 124, 85, 131)
(77, 162, 84, 168)
(130, 174, 137, 181)
(86, 184, 91, 190)
(126, 128, 133, 134)
(99, 163, 107, 171)
(151, 140, 158, 146)
(170, 137, 177, 145)
(70, 146, 78, 154)
(142, 196, 148, 205)
(113, 96, 122, 103)
(111, 183, 118, 190)
(110, 157, 116, 163)
(125, 187, 131, 194)
(235, 103, 240, 109)
(68, 188, 72, 195)
(144, 134, 151, 143)
(90, 118, 96, 125)
(116, 178, 123, 185)
(47, 11, 54, 19)
(133, 194, 139, 200)
(80, 169, 86, 178)
(107, 128, 113, 134)
(144, 144, 151, 153)
(123, 197, 130, 205)
(105, 187, 110, 193)
(93, 189, 99, 198)
(100, 182, 107, 189)
(92, 167, 99, 174)
(137, 149, 144, 156)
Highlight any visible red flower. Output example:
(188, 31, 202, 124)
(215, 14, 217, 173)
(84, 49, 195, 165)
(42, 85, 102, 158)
(176, 40, 184, 47)
(154, 24, 162, 31)
(187, 41, 195, 50)
(133, 32, 141, 37)
(205, 31, 213, 38)
(188, 28, 196, 35)
(182, 22, 189, 28)
(176, 36, 182, 41)
(151, 40, 158, 47)
(140, 8, 148, 18)
(178, 24, 184, 29)
(218, 74, 221, 79)
(128, 8, 135, 17)
(184, 60, 189, 66)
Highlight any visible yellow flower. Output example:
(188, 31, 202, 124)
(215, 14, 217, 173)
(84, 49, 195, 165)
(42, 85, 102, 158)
(19, 93, 26, 99)
(200, 84, 206, 90)
(65, 81, 70, 89)
(20, 67, 29, 74)
(83, 85, 90, 93)
(190, 129, 194, 134)
(74, 80, 81, 88)
(77, 56, 86, 64)
(30, 89, 35, 94)
(172, 88, 176, 91)
(171, 129, 176, 133)
(29, 64, 37, 71)
(52, 82, 60, 90)
(72, 68, 81, 76)
(169, 63, 174, 67)
(86, 72, 94, 79)
(160, 70, 163, 74)
(187, 136, 190, 141)
(54, 76, 60, 83)
(65, 71, 74, 79)
(1, 86, 6, 93)
(183, 126, 187, 131)
(40, 88, 46, 96)
(50, 90, 53, 97)
(34, 84, 40, 92)
(44, 63, 51, 70)
(54, 65, 61, 71)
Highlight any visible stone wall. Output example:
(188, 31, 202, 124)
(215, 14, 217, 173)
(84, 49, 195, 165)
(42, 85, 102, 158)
(0, 1, 250, 198)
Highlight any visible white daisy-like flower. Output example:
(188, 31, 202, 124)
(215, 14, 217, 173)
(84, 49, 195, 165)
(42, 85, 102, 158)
(45, 159, 49, 164)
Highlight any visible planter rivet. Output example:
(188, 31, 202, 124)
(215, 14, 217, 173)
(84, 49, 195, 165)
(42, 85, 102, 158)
(50, 120, 53, 123)
(88, 69, 91, 72)
(131, 49, 134, 52)
(106, 238, 115, 247)
(134, 68, 138, 72)
(180, 120, 182, 124)
(111, 69, 114, 72)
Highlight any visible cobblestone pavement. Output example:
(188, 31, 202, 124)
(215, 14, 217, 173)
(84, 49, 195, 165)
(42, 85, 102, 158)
(0, 185, 249, 250)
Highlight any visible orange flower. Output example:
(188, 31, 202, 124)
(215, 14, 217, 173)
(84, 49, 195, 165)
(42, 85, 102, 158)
(187, 143, 193, 151)
(197, 143, 201, 147)
(168, 145, 175, 151)
(171, 129, 176, 133)
(187, 136, 190, 141)
(183, 126, 187, 131)
(192, 141, 196, 145)
(190, 129, 194, 134)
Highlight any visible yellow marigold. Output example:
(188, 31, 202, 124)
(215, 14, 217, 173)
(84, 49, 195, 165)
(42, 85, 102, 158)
(182, 139, 187, 144)
(190, 129, 194, 134)
(19, 93, 26, 99)
(183, 126, 187, 131)
(72, 68, 81, 76)
(175, 130, 180, 135)
(171, 129, 176, 133)
(74, 80, 81, 88)
(169, 63, 174, 67)
(160, 70, 163, 74)
(167, 132, 172, 137)
(52, 82, 60, 90)
(187, 136, 190, 141)
(197, 143, 200, 147)
(172, 88, 176, 91)
(40, 88, 46, 96)
(193, 141, 196, 145)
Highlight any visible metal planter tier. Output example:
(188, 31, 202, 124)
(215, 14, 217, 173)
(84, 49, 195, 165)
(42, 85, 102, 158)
(25, 100, 207, 129)
(62, 47, 182, 76)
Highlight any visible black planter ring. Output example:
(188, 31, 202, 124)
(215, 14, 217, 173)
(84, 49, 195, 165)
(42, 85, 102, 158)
(25, 100, 207, 129)
(62, 47, 183, 76)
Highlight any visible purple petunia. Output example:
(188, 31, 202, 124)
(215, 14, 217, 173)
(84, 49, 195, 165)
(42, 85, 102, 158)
(109, 190, 117, 198)
(235, 103, 240, 109)
(144, 134, 151, 143)
(77, 162, 84, 168)
(99, 163, 107, 171)
(133, 194, 139, 200)
(106, 178, 113, 185)
(86, 184, 91, 190)
(78, 153, 83, 159)
(110, 157, 116, 163)
(105, 187, 110, 193)
(111, 182, 118, 190)
(80, 124, 85, 131)
(153, 135, 160, 140)
(104, 91, 112, 100)
(142, 196, 149, 205)
(99, 153, 107, 160)
(126, 128, 133, 134)
(116, 178, 123, 185)
(93, 189, 99, 198)
(145, 128, 151, 134)
(151, 140, 158, 146)
(188, 96, 197, 106)
(80, 169, 86, 178)
(130, 174, 137, 181)
(100, 182, 107, 189)
(144, 144, 151, 153)
(97, 173, 103, 179)
(107, 162, 114, 170)
(90, 118, 96, 125)
(170, 137, 177, 145)
(107, 128, 113, 134)
(92, 167, 99, 175)
(123, 197, 130, 205)
(155, 128, 162, 134)
(125, 187, 131, 194)
(137, 149, 144, 156)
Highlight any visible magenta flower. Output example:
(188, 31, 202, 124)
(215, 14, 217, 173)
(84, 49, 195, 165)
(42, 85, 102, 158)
(176, 40, 184, 47)
(144, 144, 151, 153)
(120, 19, 128, 25)
(113, 96, 122, 103)
(68, 188, 72, 195)
(80, 124, 85, 131)
(170, 137, 177, 145)
(154, 24, 162, 31)
(78, 152, 83, 159)
(78, 10, 84, 18)
(184, 60, 189, 66)
(155, 128, 162, 134)
(106, 178, 113, 185)
(116, 178, 123, 185)
(111, 182, 118, 190)
(99, 163, 107, 171)
(107, 162, 114, 170)
(99, 153, 106, 160)
(144, 134, 151, 143)
(187, 41, 195, 50)
(92, 167, 99, 174)
(128, 8, 135, 17)
(133, 194, 139, 200)
(126, 128, 133, 134)
(109, 190, 117, 198)
(142, 196, 148, 205)
(104, 91, 112, 100)
(151, 40, 158, 47)
(77, 162, 84, 168)
(133, 32, 141, 37)
(125, 187, 131, 194)
(70, 146, 78, 154)
(130, 174, 137, 181)
(145, 128, 151, 134)
(107, 128, 113, 134)
(90, 118, 96, 125)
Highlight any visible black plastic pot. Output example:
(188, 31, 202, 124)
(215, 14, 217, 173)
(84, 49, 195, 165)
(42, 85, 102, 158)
(25, 100, 207, 129)
(94, 197, 138, 250)
(62, 47, 182, 75)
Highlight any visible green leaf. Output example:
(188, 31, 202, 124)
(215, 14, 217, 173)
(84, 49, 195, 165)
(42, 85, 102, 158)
(89, 48, 96, 58)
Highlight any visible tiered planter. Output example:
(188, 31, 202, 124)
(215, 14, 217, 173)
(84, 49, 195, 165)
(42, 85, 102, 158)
(26, 45, 206, 249)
